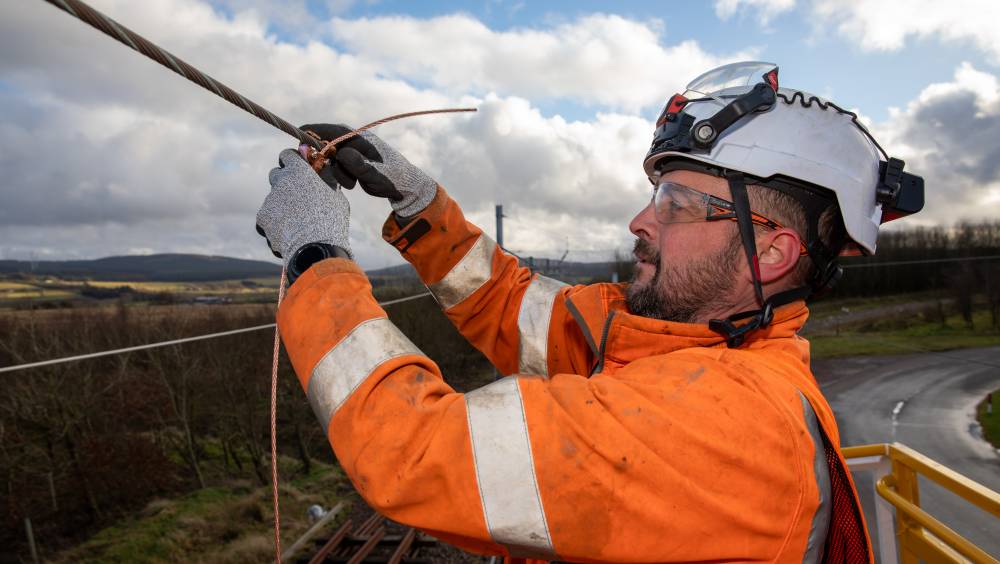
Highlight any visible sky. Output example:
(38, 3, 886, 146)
(1, 0, 998, 269)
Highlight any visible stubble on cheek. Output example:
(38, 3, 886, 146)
(625, 235, 742, 323)
(625, 238, 665, 318)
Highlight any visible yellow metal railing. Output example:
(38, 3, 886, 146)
(843, 443, 1000, 564)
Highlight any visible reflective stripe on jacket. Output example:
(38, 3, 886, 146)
(277, 186, 873, 563)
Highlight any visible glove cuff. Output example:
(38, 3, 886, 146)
(391, 180, 439, 218)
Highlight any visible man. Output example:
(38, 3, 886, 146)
(255, 62, 923, 563)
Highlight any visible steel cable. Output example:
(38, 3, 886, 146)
(0, 292, 432, 374)
(36, 1, 479, 561)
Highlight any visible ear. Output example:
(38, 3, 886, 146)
(756, 228, 802, 284)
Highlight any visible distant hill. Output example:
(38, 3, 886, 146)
(367, 257, 624, 283)
(0, 253, 625, 283)
(0, 254, 281, 282)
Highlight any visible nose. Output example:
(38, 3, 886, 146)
(629, 201, 658, 242)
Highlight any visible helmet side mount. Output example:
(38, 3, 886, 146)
(691, 82, 778, 150)
(877, 157, 925, 223)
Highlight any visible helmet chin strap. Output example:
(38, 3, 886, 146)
(709, 171, 811, 348)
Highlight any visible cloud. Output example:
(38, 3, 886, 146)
(6, 0, 993, 272)
(713, 0, 796, 25)
(0, 0, 667, 267)
(0, 0, 445, 266)
(428, 95, 652, 256)
(811, 0, 1000, 63)
(208, 0, 359, 36)
(327, 14, 756, 113)
(873, 63, 1000, 227)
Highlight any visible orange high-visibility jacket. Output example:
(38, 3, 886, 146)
(277, 187, 873, 563)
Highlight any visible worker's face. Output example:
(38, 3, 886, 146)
(626, 169, 743, 323)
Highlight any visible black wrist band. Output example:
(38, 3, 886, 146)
(288, 243, 350, 284)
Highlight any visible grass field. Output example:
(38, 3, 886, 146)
(0, 281, 37, 290)
(0, 289, 77, 300)
(806, 291, 942, 321)
(53, 458, 350, 563)
(810, 309, 999, 358)
(977, 391, 1000, 450)
(0, 275, 282, 306)
(77, 279, 280, 292)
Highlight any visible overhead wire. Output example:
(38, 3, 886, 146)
(0, 291, 431, 375)
(4, 253, 998, 375)
(42, 0, 322, 149)
(26, 1, 1000, 559)
(841, 254, 1000, 269)
(38, 1, 477, 559)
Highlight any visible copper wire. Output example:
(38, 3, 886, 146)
(307, 108, 477, 172)
(40, 4, 476, 562)
(274, 108, 475, 562)
(270, 266, 288, 562)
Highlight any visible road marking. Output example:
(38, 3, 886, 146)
(891, 400, 905, 442)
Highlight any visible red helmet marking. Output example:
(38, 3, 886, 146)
(764, 69, 779, 92)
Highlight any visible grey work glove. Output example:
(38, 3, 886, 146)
(256, 148, 352, 264)
(300, 123, 438, 218)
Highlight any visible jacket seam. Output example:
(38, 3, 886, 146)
(591, 311, 617, 375)
(563, 295, 599, 362)
(719, 350, 808, 563)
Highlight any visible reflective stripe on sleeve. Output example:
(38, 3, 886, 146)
(306, 317, 422, 432)
(465, 377, 556, 560)
(800, 393, 831, 564)
(517, 275, 567, 376)
(427, 235, 497, 310)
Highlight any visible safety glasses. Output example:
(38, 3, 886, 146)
(652, 181, 808, 255)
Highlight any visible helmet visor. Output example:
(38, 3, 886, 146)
(682, 61, 778, 102)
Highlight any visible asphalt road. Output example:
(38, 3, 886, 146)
(813, 346, 1000, 558)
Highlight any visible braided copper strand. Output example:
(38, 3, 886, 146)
(269, 267, 288, 561)
(305, 108, 477, 172)
(42, 3, 478, 563)
(42, 0, 324, 150)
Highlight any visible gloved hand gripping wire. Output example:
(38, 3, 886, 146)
(40, 1, 476, 562)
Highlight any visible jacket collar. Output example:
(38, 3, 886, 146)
(598, 299, 810, 368)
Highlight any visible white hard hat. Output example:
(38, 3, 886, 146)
(643, 61, 924, 256)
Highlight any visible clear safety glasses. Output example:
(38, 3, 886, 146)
(652, 181, 809, 255)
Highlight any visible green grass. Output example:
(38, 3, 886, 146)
(67, 487, 239, 562)
(0, 289, 76, 300)
(810, 309, 1000, 359)
(0, 274, 281, 306)
(977, 391, 1000, 450)
(0, 281, 37, 290)
(807, 291, 941, 321)
(56, 459, 349, 564)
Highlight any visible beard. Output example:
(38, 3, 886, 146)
(625, 235, 743, 323)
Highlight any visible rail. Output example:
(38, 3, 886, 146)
(304, 512, 436, 564)
(843, 443, 1000, 564)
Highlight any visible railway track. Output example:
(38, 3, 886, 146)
(303, 513, 438, 564)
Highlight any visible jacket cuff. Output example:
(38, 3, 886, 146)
(382, 185, 447, 254)
(284, 257, 366, 298)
